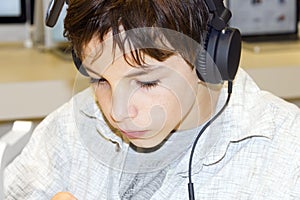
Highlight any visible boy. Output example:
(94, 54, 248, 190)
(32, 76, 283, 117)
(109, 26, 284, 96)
(5, 0, 300, 199)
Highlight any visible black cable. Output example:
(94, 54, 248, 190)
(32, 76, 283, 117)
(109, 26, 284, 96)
(188, 81, 233, 200)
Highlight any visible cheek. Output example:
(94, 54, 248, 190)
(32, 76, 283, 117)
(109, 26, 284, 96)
(93, 86, 112, 117)
(132, 88, 184, 128)
(93, 82, 197, 131)
(160, 79, 198, 115)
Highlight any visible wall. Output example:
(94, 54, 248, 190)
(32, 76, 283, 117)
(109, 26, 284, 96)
(0, 24, 28, 43)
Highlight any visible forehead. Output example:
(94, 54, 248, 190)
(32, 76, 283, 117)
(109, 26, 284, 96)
(81, 34, 164, 74)
(81, 27, 191, 65)
(82, 42, 193, 81)
(82, 34, 117, 67)
(82, 38, 151, 78)
(81, 28, 197, 78)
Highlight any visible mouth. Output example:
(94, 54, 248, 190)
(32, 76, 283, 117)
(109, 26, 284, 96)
(120, 130, 148, 139)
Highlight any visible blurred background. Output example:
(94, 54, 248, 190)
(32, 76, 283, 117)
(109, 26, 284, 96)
(0, 0, 300, 134)
(0, 0, 90, 134)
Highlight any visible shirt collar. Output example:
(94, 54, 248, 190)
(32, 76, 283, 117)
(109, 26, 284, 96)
(174, 69, 275, 176)
(77, 87, 126, 148)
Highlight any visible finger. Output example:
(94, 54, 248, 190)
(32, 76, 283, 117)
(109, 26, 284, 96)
(51, 192, 77, 200)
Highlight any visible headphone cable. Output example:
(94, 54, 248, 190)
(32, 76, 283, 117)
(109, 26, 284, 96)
(188, 81, 233, 200)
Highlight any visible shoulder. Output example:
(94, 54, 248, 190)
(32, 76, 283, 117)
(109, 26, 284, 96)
(234, 68, 300, 130)
(215, 70, 300, 195)
(227, 69, 300, 156)
(234, 68, 300, 157)
(37, 87, 94, 131)
(3, 89, 95, 198)
(20, 87, 95, 152)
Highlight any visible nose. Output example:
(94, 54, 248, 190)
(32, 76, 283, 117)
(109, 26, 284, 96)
(110, 85, 138, 122)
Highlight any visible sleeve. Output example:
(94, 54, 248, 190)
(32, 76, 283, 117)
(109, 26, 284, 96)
(289, 113, 300, 199)
(4, 107, 73, 200)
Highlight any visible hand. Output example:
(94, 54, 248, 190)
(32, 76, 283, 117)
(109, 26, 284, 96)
(51, 192, 77, 200)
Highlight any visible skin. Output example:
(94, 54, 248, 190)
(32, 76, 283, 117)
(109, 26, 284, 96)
(82, 36, 220, 148)
(51, 192, 77, 200)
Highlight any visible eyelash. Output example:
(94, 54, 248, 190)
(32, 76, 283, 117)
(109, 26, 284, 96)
(90, 78, 160, 90)
(137, 80, 160, 90)
(89, 77, 107, 85)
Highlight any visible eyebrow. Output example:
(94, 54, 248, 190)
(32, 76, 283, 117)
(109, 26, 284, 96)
(124, 66, 158, 78)
(84, 65, 161, 78)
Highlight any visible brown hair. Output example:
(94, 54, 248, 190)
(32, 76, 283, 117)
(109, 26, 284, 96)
(64, 0, 209, 66)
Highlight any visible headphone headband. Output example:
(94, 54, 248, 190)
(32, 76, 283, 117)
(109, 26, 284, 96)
(45, 0, 241, 84)
(45, 0, 65, 27)
(204, 0, 232, 30)
(45, 0, 233, 34)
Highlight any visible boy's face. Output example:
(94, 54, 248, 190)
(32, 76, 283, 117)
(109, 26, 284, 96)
(82, 36, 213, 148)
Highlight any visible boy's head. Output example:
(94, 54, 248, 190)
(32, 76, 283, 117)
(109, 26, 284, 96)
(64, 0, 209, 65)
(64, 0, 222, 148)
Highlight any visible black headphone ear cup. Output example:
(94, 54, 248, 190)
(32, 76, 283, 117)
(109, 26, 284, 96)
(195, 29, 209, 82)
(196, 28, 223, 84)
(214, 27, 241, 81)
(195, 27, 241, 84)
(71, 49, 89, 76)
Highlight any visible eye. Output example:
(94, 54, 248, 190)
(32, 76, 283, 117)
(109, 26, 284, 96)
(136, 80, 160, 90)
(89, 77, 107, 86)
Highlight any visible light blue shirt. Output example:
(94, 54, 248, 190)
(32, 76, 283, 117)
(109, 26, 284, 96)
(4, 69, 300, 199)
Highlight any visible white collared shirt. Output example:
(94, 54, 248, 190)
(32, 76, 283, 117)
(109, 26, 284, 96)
(4, 69, 300, 199)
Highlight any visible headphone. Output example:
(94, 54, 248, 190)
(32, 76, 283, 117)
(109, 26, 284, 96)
(197, 0, 241, 84)
(46, 0, 241, 84)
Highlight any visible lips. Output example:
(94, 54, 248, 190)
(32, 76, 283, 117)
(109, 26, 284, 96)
(120, 130, 148, 139)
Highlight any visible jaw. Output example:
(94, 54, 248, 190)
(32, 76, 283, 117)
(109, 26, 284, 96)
(176, 83, 221, 131)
